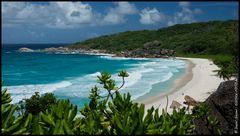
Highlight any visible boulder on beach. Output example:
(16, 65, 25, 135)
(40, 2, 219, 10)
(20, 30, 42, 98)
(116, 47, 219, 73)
(193, 80, 237, 135)
(170, 100, 182, 109)
(18, 47, 34, 52)
(183, 95, 199, 107)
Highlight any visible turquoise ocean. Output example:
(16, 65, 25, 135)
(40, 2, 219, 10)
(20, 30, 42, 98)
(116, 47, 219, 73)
(2, 44, 186, 108)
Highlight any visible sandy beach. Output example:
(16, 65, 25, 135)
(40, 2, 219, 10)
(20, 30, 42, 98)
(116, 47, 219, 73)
(139, 57, 224, 114)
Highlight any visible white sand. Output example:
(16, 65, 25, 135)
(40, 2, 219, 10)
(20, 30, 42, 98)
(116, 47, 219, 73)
(139, 57, 224, 114)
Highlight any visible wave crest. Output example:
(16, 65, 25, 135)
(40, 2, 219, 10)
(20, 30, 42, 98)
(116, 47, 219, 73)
(6, 81, 72, 104)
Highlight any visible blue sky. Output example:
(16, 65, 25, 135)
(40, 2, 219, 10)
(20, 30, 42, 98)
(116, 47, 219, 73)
(2, 1, 239, 44)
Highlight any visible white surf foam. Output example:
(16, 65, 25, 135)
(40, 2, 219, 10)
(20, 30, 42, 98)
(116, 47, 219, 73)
(115, 59, 185, 100)
(5, 58, 186, 105)
(5, 81, 72, 104)
(98, 55, 149, 60)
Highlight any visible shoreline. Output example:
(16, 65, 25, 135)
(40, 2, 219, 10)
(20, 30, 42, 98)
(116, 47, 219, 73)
(138, 57, 224, 114)
(134, 58, 194, 104)
(16, 47, 225, 114)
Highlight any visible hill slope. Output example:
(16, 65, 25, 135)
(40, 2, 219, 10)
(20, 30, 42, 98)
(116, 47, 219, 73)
(67, 20, 238, 56)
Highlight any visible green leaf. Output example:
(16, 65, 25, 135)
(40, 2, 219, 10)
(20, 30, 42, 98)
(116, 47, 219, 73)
(68, 105, 77, 122)
(13, 115, 24, 124)
(24, 113, 32, 127)
(63, 120, 74, 135)
(3, 105, 16, 128)
(139, 104, 145, 121)
(118, 70, 129, 77)
(12, 128, 27, 135)
(3, 122, 21, 133)
(114, 115, 123, 130)
(53, 120, 61, 134)
(41, 112, 55, 126)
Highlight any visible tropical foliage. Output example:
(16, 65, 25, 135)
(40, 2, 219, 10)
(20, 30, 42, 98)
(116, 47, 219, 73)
(1, 71, 222, 135)
(15, 92, 57, 116)
(67, 20, 238, 56)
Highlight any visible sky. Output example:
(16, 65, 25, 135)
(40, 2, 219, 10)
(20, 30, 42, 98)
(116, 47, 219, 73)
(1, 1, 239, 44)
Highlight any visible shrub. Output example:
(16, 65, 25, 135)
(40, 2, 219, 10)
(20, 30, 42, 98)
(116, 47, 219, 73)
(15, 92, 57, 115)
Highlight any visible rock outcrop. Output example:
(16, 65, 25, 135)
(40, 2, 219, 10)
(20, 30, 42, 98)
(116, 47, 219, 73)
(42, 47, 70, 53)
(114, 40, 176, 58)
(143, 40, 161, 49)
(18, 46, 111, 55)
(193, 80, 238, 135)
(18, 47, 34, 52)
(17, 40, 176, 58)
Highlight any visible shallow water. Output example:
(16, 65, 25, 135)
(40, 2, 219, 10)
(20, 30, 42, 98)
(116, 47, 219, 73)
(2, 44, 186, 108)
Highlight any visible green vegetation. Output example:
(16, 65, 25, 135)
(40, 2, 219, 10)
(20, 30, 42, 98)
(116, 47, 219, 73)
(1, 71, 222, 135)
(15, 92, 57, 116)
(67, 20, 239, 80)
(67, 20, 238, 55)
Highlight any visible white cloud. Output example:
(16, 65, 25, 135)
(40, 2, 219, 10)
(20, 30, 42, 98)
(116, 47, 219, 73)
(2, 2, 34, 25)
(2, 2, 54, 27)
(2, 2, 204, 28)
(102, 2, 138, 25)
(115, 2, 138, 14)
(2, 2, 26, 15)
(102, 13, 125, 24)
(139, 8, 166, 25)
(2, 2, 138, 28)
(167, 2, 203, 26)
(46, 2, 96, 28)
(139, 2, 203, 26)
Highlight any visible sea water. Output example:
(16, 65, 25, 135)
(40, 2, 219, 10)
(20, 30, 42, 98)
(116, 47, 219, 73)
(2, 44, 186, 108)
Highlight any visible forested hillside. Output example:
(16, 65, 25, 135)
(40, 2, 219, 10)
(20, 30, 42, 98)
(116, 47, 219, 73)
(67, 20, 238, 56)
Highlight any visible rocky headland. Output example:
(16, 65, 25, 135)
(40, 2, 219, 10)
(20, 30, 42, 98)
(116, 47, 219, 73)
(18, 46, 108, 55)
(18, 40, 176, 58)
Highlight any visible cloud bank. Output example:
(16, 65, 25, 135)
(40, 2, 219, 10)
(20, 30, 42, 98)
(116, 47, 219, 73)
(2, 2, 138, 29)
(2, 2, 204, 28)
